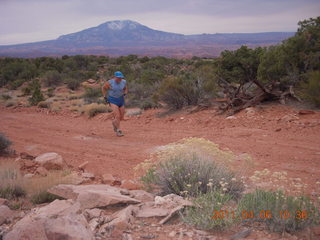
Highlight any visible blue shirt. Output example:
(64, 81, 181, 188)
(107, 79, 126, 98)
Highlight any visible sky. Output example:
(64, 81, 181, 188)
(0, 0, 319, 45)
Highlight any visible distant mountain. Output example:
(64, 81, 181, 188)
(0, 20, 295, 58)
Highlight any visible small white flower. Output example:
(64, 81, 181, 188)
(231, 178, 236, 181)
(222, 188, 227, 192)
(186, 184, 192, 187)
(198, 182, 202, 185)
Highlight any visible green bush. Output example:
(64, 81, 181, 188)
(43, 70, 62, 87)
(0, 133, 12, 154)
(140, 99, 158, 110)
(1, 94, 11, 100)
(83, 87, 102, 103)
(31, 191, 62, 204)
(158, 75, 201, 109)
(66, 77, 82, 90)
(141, 153, 244, 198)
(37, 101, 51, 109)
(8, 79, 25, 90)
(28, 80, 45, 106)
(300, 71, 320, 107)
(237, 189, 320, 233)
(182, 190, 235, 230)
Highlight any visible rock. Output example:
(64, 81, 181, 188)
(87, 79, 96, 84)
(129, 190, 154, 202)
(125, 108, 143, 117)
(120, 179, 141, 190)
(4, 200, 94, 240)
(135, 202, 170, 218)
(34, 152, 67, 170)
(0, 198, 8, 206)
(35, 166, 49, 176)
(100, 205, 135, 231)
(48, 184, 141, 209)
(88, 218, 100, 231)
(155, 194, 193, 207)
(168, 231, 176, 237)
(81, 172, 95, 180)
(102, 173, 117, 185)
(0, 205, 15, 225)
(78, 161, 89, 170)
(275, 128, 282, 132)
(226, 116, 237, 120)
(23, 173, 34, 178)
(229, 228, 252, 240)
(245, 107, 255, 114)
(298, 110, 315, 115)
(20, 152, 35, 160)
(159, 205, 184, 224)
(83, 208, 103, 220)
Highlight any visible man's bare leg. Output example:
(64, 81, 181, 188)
(110, 104, 120, 131)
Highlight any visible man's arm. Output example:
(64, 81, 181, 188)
(102, 82, 110, 97)
(123, 84, 128, 95)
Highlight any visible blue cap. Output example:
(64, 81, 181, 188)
(114, 71, 124, 78)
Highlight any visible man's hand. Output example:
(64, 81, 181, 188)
(104, 96, 108, 104)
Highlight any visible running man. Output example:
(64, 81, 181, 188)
(102, 71, 128, 137)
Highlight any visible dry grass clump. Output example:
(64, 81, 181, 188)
(82, 103, 112, 118)
(0, 161, 26, 199)
(37, 101, 51, 109)
(237, 189, 320, 233)
(26, 170, 73, 204)
(138, 138, 245, 199)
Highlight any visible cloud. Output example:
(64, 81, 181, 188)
(0, 0, 319, 44)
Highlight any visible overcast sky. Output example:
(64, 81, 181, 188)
(0, 0, 319, 45)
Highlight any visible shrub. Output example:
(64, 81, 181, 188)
(182, 190, 235, 230)
(46, 87, 55, 97)
(66, 77, 81, 90)
(158, 75, 200, 109)
(141, 153, 244, 198)
(237, 189, 320, 233)
(83, 87, 102, 104)
(0, 161, 26, 199)
(31, 191, 63, 204)
(43, 70, 62, 87)
(37, 101, 51, 109)
(299, 71, 320, 107)
(0, 133, 12, 154)
(28, 80, 45, 106)
(83, 103, 111, 118)
(5, 100, 16, 108)
(140, 99, 158, 110)
(1, 94, 12, 100)
(8, 79, 25, 90)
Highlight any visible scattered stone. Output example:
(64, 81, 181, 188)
(140, 234, 158, 239)
(20, 152, 35, 160)
(78, 161, 89, 170)
(0, 205, 15, 225)
(23, 173, 34, 178)
(229, 228, 252, 240)
(275, 128, 282, 132)
(34, 152, 67, 170)
(88, 218, 100, 231)
(168, 231, 176, 238)
(83, 208, 103, 220)
(226, 116, 237, 120)
(100, 205, 135, 231)
(82, 172, 95, 180)
(125, 108, 143, 117)
(129, 190, 154, 202)
(35, 166, 49, 177)
(4, 200, 94, 240)
(0, 198, 8, 206)
(135, 202, 170, 218)
(298, 110, 315, 115)
(122, 233, 133, 240)
(87, 79, 96, 84)
(120, 179, 141, 190)
(48, 184, 141, 209)
(102, 173, 119, 185)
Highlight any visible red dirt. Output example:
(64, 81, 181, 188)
(1, 104, 320, 193)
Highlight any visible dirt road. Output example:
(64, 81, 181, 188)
(1, 105, 319, 191)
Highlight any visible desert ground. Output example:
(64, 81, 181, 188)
(1, 103, 319, 192)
